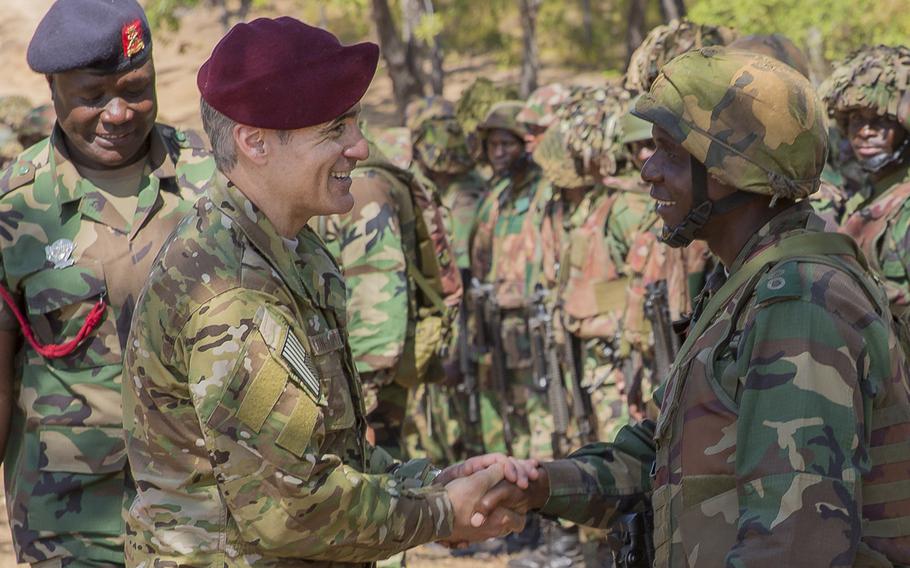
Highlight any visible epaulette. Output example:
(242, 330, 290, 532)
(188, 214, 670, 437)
(0, 159, 37, 196)
(754, 259, 805, 307)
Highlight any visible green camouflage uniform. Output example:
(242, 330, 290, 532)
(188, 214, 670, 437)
(319, 139, 460, 464)
(407, 99, 488, 461)
(0, 124, 217, 566)
(535, 90, 653, 446)
(821, 45, 910, 319)
(469, 102, 549, 458)
(539, 48, 910, 566)
(123, 175, 453, 566)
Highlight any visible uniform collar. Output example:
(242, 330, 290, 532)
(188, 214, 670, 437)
(208, 178, 342, 308)
(728, 201, 820, 274)
(48, 124, 176, 236)
(49, 124, 175, 205)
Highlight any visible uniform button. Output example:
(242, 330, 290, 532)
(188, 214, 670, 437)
(175, 131, 186, 142)
(19, 165, 29, 175)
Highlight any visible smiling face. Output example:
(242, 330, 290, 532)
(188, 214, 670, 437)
(641, 125, 694, 229)
(263, 104, 369, 219)
(846, 108, 907, 169)
(50, 59, 157, 169)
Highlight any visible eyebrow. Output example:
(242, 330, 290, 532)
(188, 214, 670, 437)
(320, 105, 361, 133)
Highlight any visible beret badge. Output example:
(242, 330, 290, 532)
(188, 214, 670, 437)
(122, 19, 145, 58)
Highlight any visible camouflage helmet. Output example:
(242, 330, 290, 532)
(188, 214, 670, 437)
(516, 83, 572, 128)
(728, 34, 810, 79)
(407, 96, 473, 175)
(477, 100, 528, 141)
(455, 78, 520, 136)
(624, 19, 737, 94)
(619, 94, 653, 145)
(532, 125, 595, 189)
(0, 96, 32, 129)
(821, 45, 910, 132)
(634, 47, 827, 200)
(555, 84, 631, 177)
(18, 104, 56, 148)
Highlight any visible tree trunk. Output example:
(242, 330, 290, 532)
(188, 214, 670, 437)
(423, 0, 445, 95)
(518, 0, 541, 98)
(659, 0, 686, 21)
(625, 0, 647, 69)
(580, 0, 594, 48)
(371, 0, 425, 123)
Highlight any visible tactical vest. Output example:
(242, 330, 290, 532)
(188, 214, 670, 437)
(651, 233, 910, 567)
(351, 161, 463, 387)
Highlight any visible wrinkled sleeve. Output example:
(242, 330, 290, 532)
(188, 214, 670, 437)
(0, 247, 17, 332)
(881, 204, 910, 317)
(724, 288, 871, 566)
(183, 290, 452, 561)
(339, 173, 408, 374)
(540, 420, 655, 529)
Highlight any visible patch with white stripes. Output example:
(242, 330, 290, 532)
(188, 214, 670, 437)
(281, 330, 321, 402)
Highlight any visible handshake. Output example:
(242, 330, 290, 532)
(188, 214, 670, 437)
(431, 453, 552, 546)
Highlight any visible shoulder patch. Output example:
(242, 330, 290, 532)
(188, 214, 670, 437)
(755, 260, 805, 307)
(0, 160, 36, 196)
(281, 329, 322, 402)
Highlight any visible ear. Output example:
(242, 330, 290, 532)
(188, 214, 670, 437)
(234, 124, 267, 165)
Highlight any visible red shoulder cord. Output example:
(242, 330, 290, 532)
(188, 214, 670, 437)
(0, 284, 107, 359)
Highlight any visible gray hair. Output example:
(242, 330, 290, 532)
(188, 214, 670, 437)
(200, 98, 238, 173)
(200, 99, 296, 172)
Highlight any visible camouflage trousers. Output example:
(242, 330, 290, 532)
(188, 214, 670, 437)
(361, 374, 409, 460)
(403, 382, 484, 466)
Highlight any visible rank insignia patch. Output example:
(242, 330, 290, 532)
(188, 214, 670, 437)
(282, 330, 321, 402)
(122, 19, 145, 58)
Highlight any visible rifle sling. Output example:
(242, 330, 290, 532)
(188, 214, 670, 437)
(669, 232, 863, 378)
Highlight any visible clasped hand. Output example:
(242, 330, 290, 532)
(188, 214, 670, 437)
(434, 453, 542, 545)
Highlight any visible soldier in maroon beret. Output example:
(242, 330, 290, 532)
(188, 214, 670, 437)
(122, 16, 530, 565)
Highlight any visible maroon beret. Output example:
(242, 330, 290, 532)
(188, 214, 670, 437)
(197, 17, 379, 130)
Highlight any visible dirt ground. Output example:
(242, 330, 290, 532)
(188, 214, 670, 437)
(0, 1, 600, 565)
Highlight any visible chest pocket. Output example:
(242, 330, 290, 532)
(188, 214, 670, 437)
(22, 260, 120, 369)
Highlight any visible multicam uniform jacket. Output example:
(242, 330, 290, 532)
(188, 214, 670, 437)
(841, 163, 910, 319)
(123, 178, 452, 566)
(540, 203, 910, 567)
(0, 124, 216, 565)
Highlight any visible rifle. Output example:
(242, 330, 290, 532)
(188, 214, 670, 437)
(472, 280, 514, 454)
(557, 303, 598, 447)
(643, 280, 679, 384)
(527, 287, 571, 458)
(459, 272, 480, 426)
(607, 510, 655, 568)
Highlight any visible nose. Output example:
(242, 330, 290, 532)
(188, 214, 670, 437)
(640, 153, 661, 184)
(102, 97, 133, 125)
(344, 134, 369, 162)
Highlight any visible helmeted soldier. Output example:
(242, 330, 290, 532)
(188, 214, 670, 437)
(516, 83, 573, 153)
(822, 44, 910, 318)
(470, 47, 910, 567)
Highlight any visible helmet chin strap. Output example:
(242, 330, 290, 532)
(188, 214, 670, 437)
(660, 156, 760, 248)
(859, 134, 910, 174)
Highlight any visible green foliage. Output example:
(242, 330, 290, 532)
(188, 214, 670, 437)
(689, 0, 910, 63)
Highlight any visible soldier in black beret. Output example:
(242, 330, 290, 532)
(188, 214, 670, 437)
(0, 1, 220, 566)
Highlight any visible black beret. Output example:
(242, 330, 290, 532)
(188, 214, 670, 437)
(27, 0, 153, 75)
(197, 17, 379, 130)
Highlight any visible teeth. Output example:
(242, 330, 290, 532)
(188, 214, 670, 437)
(331, 171, 351, 180)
